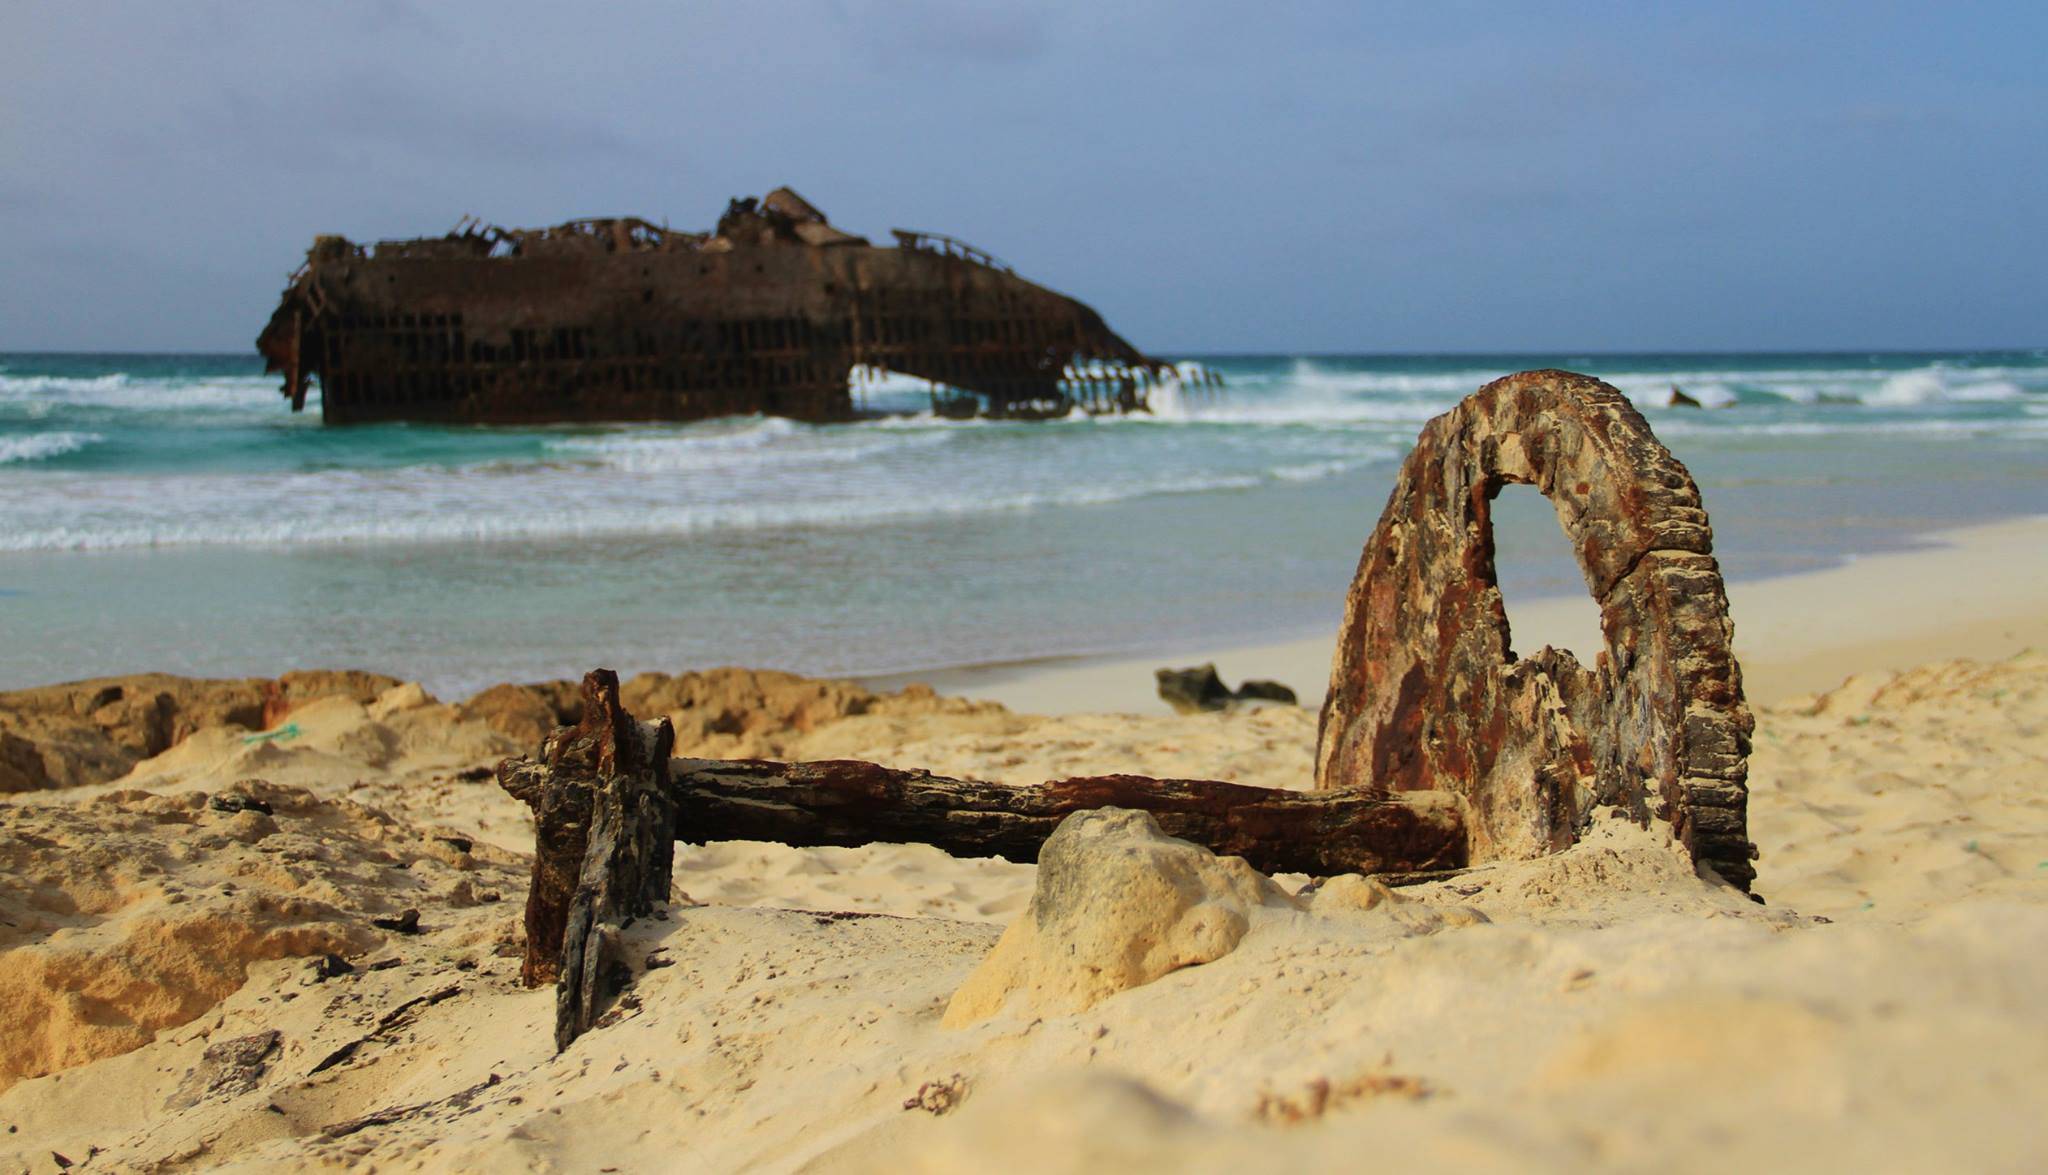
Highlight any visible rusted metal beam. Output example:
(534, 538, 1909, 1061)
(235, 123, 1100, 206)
(671, 758, 1466, 877)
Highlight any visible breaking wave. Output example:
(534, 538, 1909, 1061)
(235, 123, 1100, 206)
(543, 418, 957, 473)
(0, 372, 275, 411)
(2, 350, 2044, 561)
(0, 431, 103, 464)
(1866, 370, 2025, 405)
(0, 465, 1292, 553)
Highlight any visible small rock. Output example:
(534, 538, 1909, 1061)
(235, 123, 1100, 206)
(903, 1073, 970, 1115)
(1153, 664, 1233, 713)
(371, 908, 421, 935)
(943, 808, 1298, 1026)
(165, 1030, 282, 1110)
(208, 792, 273, 816)
(309, 953, 355, 982)
(1154, 664, 1297, 712)
(224, 809, 278, 843)
(1232, 679, 1297, 705)
(367, 681, 435, 720)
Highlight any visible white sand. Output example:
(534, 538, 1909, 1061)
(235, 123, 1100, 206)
(0, 515, 2043, 1171)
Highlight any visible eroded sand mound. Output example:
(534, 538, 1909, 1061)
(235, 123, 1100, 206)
(1, 664, 1010, 798)
(0, 779, 527, 1095)
(460, 667, 1019, 760)
(0, 670, 404, 793)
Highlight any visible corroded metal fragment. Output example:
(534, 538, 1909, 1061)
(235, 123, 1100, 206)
(671, 759, 1467, 877)
(498, 668, 676, 1041)
(1315, 370, 1756, 888)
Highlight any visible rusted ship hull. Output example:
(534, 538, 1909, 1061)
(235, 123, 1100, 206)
(256, 190, 1183, 425)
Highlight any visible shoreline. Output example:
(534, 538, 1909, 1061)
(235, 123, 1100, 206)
(872, 513, 2048, 715)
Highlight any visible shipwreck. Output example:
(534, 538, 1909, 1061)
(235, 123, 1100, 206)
(255, 188, 1201, 425)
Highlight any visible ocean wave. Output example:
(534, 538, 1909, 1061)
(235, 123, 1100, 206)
(0, 465, 1282, 553)
(1610, 380, 1742, 409)
(1854, 368, 2028, 406)
(0, 431, 103, 464)
(543, 418, 954, 472)
(1652, 416, 2048, 440)
(1268, 455, 1393, 481)
(0, 372, 278, 411)
(0, 373, 131, 396)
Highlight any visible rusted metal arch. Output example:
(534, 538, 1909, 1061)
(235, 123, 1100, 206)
(1315, 370, 1756, 887)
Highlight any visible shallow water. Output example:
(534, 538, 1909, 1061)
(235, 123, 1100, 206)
(2, 350, 2044, 694)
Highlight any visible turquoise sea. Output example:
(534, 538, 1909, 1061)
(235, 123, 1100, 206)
(2, 351, 2044, 695)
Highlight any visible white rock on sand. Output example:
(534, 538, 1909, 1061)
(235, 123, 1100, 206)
(943, 808, 1300, 1027)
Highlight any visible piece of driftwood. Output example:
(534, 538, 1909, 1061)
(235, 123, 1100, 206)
(1316, 370, 1756, 887)
(498, 670, 676, 1048)
(671, 758, 1466, 877)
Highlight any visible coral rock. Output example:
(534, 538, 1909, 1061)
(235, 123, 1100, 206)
(943, 808, 1297, 1026)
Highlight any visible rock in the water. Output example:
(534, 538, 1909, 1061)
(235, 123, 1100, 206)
(943, 808, 1297, 1026)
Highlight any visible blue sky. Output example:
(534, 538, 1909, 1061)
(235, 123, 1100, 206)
(2, 1, 2042, 352)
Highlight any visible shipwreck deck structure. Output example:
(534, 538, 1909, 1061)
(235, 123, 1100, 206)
(256, 188, 1193, 425)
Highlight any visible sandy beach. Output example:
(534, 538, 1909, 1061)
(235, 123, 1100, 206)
(0, 513, 2042, 1171)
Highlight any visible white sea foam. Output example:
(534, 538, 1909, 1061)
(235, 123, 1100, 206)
(1652, 416, 2048, 440)
(4, 354, 2044, 562)
(1857, 367, 2027, 406)
(1868, 369, 1951, 405)
(0, 462, 1287, 553)
(0, 373, 131, 397)
(1171, 396, 1444, 427)
(0, 431, 103, 464)
(1268, 456, 1387, 482)
(0, 372, 276, 412)
(544, 419, 953, 473)
(1948, 379, 2027, 401)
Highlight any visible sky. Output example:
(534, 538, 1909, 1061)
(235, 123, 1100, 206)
(2, 1, 2043, 354)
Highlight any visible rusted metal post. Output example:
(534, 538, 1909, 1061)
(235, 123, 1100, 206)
(497, 670, 676, 1048)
